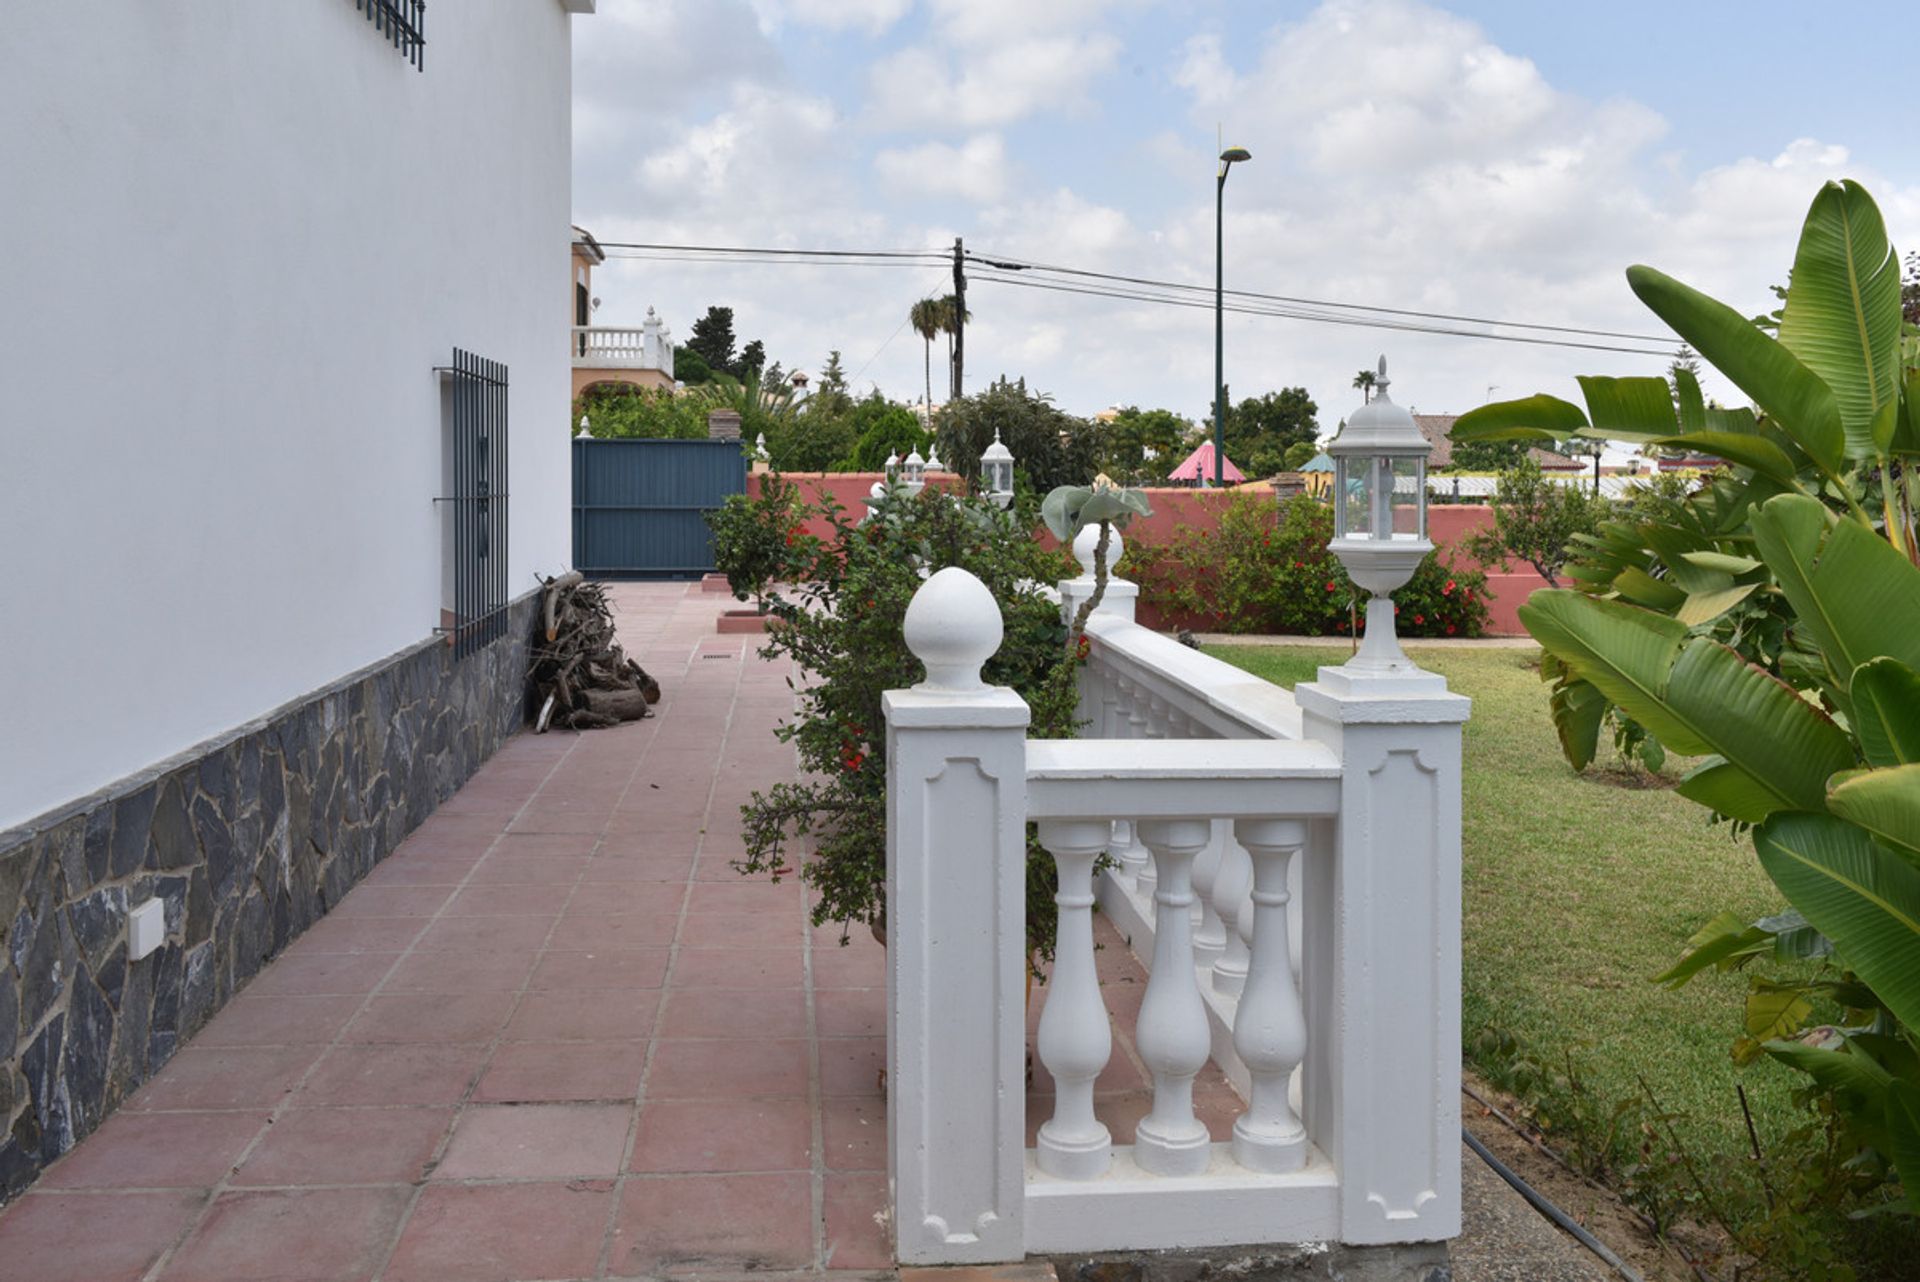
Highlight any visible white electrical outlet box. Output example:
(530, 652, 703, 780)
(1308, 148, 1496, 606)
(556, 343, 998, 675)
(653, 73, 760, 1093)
(128, 899, 165, 962)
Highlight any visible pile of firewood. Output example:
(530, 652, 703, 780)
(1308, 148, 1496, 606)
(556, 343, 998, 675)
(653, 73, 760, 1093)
(529, 572, 661, 731)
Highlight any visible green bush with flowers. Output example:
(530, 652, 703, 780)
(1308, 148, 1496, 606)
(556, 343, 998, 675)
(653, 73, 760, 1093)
(1122, 492, 1489, 638)
(706, 478, 1081, 963)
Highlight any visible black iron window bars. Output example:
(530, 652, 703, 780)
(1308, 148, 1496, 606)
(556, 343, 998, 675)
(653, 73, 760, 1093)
(354, 0, 425, 70)
(437, 350, 510, 659)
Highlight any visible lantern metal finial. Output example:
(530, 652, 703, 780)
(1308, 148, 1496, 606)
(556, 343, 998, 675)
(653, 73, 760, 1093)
(1375, 354, 1389, 395)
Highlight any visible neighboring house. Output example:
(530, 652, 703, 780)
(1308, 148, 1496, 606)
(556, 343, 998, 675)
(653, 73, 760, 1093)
(571, 225, 676, 399)
(1413, 412, 1585, 471)
(0, 0, 593, 1198)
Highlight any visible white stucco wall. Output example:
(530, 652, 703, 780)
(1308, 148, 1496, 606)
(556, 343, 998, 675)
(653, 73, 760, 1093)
(0, 1, 582, 829)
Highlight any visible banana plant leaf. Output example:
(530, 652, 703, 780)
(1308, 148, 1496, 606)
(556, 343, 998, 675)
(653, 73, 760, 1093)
(1890, 1080, 1920, 1213)
(1763, 1035, 1893, 1147)
(1626, 264, 1847, 475)
(1519, 591, 1854, 819)
(1647, 432, 1800, 485)
(1449, 394, 1590, 443)
(1755, 811, 1920, 1030)
(1574, 375, 1682, 439)
(1776, 180, 1903, 464)
(1826, 765, 1920, 864)
(1675, 583, 1758, 628)
(1750, 494, 1920, 678)
(1852, 658, 1920, 767)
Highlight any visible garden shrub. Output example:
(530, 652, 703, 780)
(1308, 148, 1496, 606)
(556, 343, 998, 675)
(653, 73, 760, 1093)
(707, 479, 1080, 963)
(1124, 492, 1489, 638)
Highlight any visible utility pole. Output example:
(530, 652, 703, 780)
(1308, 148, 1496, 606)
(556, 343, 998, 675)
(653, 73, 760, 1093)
(951, 237, 966, 403)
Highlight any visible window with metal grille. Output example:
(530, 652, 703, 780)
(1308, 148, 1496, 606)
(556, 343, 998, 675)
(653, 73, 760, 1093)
(352, 0, 425, 70)
(438, 350, 510, 658)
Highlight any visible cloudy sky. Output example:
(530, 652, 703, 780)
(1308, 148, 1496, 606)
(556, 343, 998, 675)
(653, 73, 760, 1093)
(572, 0, 1919, 435)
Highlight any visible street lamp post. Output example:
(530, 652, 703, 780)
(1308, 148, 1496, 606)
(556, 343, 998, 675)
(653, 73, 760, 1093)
(1214, 144, 1252, 488)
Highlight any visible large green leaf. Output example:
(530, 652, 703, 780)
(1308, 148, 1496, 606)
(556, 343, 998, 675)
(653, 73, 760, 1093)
(1750, 494, 1920, 677)
(1764, 1036, 1893, 1139)
(1647, 433, 1800, 484)
(1890, 1080, 1920, 1213)
(1612, 567, 1686, 610)
(1673, 367, 1707, 434)
(1547, 677, 1606, 771)
(1777, 180, 1902, 462)
(1575, 375, 1680, 440)
(1755, 812, 1920, 1030)
(1852, 659, 1920, 767)
(1678, 758, 1793, 825)
(1449, 394, 1589, 443)
(1519, 591, 1854, 816)
(1627, 264, 1846, 474)
(1676, 583, 1758, 628)
(1827, 765, 1920, 862)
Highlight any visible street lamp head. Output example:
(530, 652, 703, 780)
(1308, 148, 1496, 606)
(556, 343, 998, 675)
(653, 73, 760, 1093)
(1219, 146, 1252, 164)
(981, 427, 1015, 510)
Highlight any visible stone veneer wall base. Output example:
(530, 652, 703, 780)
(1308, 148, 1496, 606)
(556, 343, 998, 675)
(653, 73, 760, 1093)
(0, 592, 538, 1198)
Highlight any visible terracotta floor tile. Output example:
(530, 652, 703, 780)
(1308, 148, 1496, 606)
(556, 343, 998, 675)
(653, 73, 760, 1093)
(38, 1110, 266, 1189)
(294, 915, 429, 954)
(685, 882, 804, 914)
(581, 853, 692, 882)
(326, 884, 455, 919)
(811, 943, 886, 989)
(464, 856, 590, 886)
(473, 1040, 647, 1103)
(822, 1173, 892, 1270)
(379, 948, 539, 994)
(240, 952, 402, 997)
(128, 1044, 322, 1111)
(628, 1098, 812, 1173)
(492, 832, 602, 858)
(818, 1039, 887, 1099)
(611, 1172, 812, 1275)
(820, 1097, 885, 1172)
(812, 987, 884, 1039)
(546, 912, 680, 950)
(503, 989, 657, 1042)
(342, 991, 517, 1044)
(689, 910, 808, 946)
(527, 947, 671, 990)
(383, 1181, 615, 1282)
(194, 994, 363, 1047)
(655, 988, 808, 1040)
(646, 1039, 810, 1100)
(360, 858, 481, 887)
(413, 914, 555, 952)
(0, 1190, 206, 1282)
(559, 883, 685, 916)
(669, 947, 803, 989)
(435, 1103, 630, 1179)
(158, 1186, 411, 1282)
(232, 1107, 453, 1186)
(443, 884, 573, 916)
(297, 1044, 489, 1107)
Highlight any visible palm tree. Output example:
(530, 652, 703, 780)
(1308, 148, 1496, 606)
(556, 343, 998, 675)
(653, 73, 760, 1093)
(1352, 368, 1377, 404)
(936, 294, 970, 400)
(909, 298, 942, 420)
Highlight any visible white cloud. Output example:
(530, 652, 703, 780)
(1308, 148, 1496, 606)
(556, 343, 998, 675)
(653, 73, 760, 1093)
(869, 32, 1122, 131)
(875, 134, 1011, 203)
(748, 0, 911, 36)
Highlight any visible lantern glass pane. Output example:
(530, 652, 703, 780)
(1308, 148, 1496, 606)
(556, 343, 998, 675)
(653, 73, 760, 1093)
(1337, 457, 1373, 538)
(1388, 456, 1426, 538)
(988, 459, 1012, 494)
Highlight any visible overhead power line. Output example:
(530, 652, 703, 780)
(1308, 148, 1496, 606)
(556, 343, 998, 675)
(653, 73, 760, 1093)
(589, 238, 1678, 357)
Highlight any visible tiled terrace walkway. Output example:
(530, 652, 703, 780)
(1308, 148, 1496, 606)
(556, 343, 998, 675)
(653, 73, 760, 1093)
(0, 583, 1228, 1282)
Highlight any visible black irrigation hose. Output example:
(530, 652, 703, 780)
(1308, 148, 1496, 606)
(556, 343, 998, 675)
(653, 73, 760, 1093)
(1463, 1126, 1646, 1282)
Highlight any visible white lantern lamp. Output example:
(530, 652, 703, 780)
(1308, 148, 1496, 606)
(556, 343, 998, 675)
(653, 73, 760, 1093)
(1323, 355, 1441, 691)
(981, 427, 1015, 510)
(884, 449, 901, 484)
(903, 447, 926, 494)
(925, 443, 944, 473)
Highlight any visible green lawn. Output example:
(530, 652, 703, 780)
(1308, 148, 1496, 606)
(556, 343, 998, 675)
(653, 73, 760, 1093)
(1207, 643, 1808, 1197)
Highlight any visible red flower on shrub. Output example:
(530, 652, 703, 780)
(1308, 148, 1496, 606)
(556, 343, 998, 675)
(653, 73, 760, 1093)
(1414, 614, 1424, 625)
(1325, 581, 1336, 592)
(1075, 635, 1092, 661)
(1444, 579, 1456, 595)
(842, 751, 865, 772)
(1446, 624, 1456, 635)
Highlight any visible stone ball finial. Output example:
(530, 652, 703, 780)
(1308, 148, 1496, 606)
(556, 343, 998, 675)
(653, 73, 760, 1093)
(1071, 523, 1124, 579)
(903, 567, 1003, 692)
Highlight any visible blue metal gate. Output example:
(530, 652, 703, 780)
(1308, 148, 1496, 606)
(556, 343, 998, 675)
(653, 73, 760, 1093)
(572, 438, 748, 578)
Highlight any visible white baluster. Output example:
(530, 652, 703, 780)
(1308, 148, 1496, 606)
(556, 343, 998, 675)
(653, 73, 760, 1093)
(1210, 836, 1253, 996)
(1132, 818, 1215, 1177)
(1035, 820, 1115, 1179)
(1191, 824, 1226, 966)
(1145, 693, 1171, 740)
(1230, 818, 1309, 1173)
(1104, 674, 1147, 881)
(1117, 677, 1155, 889)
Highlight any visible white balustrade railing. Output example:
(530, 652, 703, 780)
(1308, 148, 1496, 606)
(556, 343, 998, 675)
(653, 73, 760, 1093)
(571, 324, 673, 372)
(883, 557, 1467, 1264)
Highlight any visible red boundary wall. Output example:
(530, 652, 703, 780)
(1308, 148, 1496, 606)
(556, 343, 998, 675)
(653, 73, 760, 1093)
(749, 472, 1540, 637)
